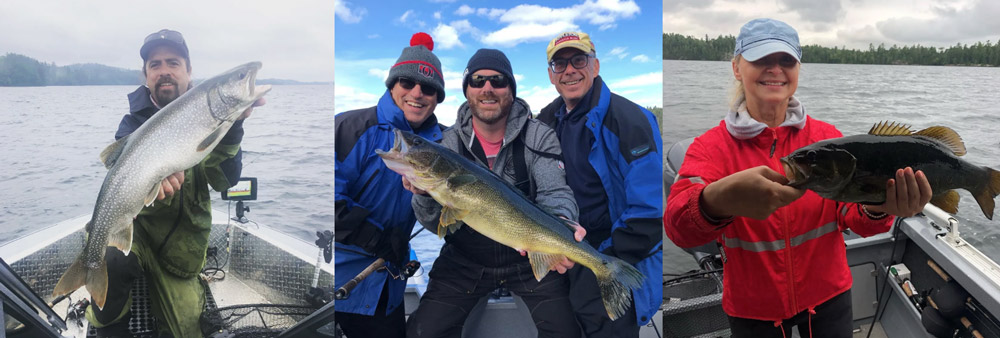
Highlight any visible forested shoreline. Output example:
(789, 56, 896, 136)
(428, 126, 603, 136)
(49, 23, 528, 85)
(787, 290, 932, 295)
(663, 33, 1000, 66)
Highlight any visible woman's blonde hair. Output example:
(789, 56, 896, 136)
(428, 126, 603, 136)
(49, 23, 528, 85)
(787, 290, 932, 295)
(727, 54, 746, 112)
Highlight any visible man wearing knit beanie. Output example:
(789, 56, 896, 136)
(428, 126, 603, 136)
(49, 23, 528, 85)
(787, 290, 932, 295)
(405, 48, 586, 337)
(335, 32, 446, 338)
(538, 31, 664, 338)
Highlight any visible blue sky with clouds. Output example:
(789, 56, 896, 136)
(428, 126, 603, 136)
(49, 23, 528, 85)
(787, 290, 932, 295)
(335, 0, 662, 125)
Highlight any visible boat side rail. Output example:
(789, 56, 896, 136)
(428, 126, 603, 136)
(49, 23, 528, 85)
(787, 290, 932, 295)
(900, 206, 1000, 318)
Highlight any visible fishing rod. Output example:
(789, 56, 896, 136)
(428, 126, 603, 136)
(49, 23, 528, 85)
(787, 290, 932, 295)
(334, 227, 426, 300)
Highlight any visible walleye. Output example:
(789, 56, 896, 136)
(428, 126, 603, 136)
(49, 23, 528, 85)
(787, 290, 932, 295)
(376, 129, 644, 320)
(52, 62, 271, 309)
(782, 121, 1000, 219)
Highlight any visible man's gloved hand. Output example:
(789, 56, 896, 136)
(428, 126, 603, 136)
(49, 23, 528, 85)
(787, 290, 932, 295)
(373, 227, 409, 266)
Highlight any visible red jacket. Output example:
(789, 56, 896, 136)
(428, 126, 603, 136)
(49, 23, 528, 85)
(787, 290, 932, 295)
(664, 116, 892, 321)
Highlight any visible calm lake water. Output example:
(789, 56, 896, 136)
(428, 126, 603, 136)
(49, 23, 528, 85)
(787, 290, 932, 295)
(663, 60, 1000, 271)
(0, 85, 334, 246)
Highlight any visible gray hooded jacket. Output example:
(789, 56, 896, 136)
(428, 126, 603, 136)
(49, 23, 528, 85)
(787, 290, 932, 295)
(412, 98, 578, 267)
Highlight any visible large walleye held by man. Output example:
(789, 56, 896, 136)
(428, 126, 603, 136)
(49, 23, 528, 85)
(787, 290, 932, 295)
(782, 121, 1000, 219)
(52, 62, 271, 309)
(376, 129, 644, 320)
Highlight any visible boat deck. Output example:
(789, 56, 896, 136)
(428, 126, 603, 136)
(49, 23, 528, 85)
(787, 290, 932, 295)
(1, 210, 333, 337)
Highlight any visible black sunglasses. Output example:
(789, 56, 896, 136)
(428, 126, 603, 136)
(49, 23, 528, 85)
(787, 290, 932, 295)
(396, 78, 437, 96)
(468, 74, 509, 89)
(549, 53, 592, 73)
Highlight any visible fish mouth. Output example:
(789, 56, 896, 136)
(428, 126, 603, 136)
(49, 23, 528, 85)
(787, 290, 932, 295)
(780, 157, 809, 187)
(375, 129, 409, 160)
(244, 62, 271, 101)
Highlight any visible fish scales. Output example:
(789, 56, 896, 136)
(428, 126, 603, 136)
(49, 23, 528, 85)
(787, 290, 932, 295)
(52, 62, 271, 309)
(378, 129, 644, 319)
(783, 122, 1000, 219)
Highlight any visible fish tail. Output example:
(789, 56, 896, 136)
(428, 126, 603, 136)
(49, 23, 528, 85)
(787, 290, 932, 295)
(52, 253, 88, 299)
(88, 258, 110, 310)
(973, 167, 1000, 220)
(596, 255, 644, 320)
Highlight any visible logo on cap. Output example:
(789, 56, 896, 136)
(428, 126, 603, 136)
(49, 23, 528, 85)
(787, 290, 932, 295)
(418, 65, 433, 78)
(554, 34, 581, 46)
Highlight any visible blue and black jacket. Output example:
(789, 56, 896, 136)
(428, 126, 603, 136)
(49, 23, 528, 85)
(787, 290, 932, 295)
(334, 90, 443, 316)
(538, 76, 664, 325)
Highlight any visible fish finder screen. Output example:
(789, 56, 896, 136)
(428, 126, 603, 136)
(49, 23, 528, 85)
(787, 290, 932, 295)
(222, 177, 257, 201)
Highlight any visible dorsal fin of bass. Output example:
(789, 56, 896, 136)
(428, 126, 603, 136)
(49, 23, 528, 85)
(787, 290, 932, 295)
(914, 126, 966, 156)
(867, 121, 913, 136)
(868, 121, 966, 156)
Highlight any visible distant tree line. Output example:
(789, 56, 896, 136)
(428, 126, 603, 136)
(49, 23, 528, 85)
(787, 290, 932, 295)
(663, 33, 1000, 66)
(0, 53, 141, 86)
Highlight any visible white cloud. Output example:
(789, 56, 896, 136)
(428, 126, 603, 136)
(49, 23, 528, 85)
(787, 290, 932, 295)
(434, 96, 462, 126)
(608, 47, 629, 60)
(475, 1, 641, 47)
(609, 72, 662, 88)
(367, 34, 379, 39)
(432, 23, 464, 50)
(335, 85, 381, 113)
(434, 11, 441, 20)
(368, 68, 388, 81)
(481, 21, 580, 47)
(455, 5, 474, 16)
(334, 0, 366, 24)
(519, 85, 560, 116)
(631, 54, 651, 63)
(476, 8, 507, 19)
(429, 0, 456, 3)
(443, 70, 465, 90)
(399, 10, 414, 24)
(514, 74, 525, 83)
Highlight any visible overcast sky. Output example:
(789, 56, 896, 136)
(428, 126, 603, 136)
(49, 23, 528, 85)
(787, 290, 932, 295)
(664, 0, 1000, 50)
(335, 0, 662, 125)
(0, 1, 333, 82)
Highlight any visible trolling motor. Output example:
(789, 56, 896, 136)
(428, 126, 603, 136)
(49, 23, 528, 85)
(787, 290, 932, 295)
(221, 177, 257, 223)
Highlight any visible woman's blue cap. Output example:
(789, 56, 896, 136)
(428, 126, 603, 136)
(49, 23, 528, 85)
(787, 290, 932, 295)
(734, 18, 801, 62)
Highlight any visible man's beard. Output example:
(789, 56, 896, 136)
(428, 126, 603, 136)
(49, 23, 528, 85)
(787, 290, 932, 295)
(470, 94, 511, 124)
(153, 79, 180, 106)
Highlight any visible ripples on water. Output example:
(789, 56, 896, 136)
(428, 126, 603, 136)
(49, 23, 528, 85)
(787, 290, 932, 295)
(664, 60, 1000, 262)
(0, 85, 334, 245)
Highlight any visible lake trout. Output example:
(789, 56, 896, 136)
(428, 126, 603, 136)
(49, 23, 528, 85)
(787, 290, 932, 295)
(376, 129, 644, 320)
(52, 62, 271, 309)
(782, 121, 1000, 219)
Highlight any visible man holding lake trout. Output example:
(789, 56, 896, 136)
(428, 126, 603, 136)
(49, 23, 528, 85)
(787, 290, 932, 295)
(51, 29, 267, 338)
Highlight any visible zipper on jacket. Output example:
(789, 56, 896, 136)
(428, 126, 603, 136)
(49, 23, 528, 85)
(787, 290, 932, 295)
(784, 213, 798, 315)
(768, 129, 777, 158)
(772, 128, 797, 314)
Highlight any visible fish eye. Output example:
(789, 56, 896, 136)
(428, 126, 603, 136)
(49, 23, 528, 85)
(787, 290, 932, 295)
(806, 150, 817, 160)
(412, 138, 422, 145)
(239, 72, 246, 80)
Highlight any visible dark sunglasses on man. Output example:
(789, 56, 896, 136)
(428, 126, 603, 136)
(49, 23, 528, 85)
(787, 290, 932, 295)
(468, 74, 509, 89)
(549, 53, 593, 73)
(397, 77, 437, 96)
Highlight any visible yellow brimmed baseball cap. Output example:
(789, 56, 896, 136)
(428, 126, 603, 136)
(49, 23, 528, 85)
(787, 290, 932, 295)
(546, 32, 595, 62)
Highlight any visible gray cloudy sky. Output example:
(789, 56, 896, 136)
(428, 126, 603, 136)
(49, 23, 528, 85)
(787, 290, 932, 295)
(0, 0, 333, 82)
(664, 0, 1000, 49)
